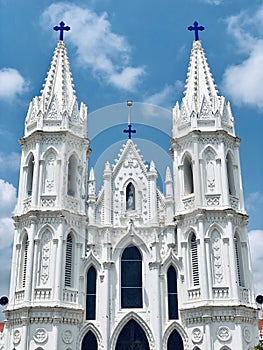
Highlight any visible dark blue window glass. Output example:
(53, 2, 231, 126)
(82, 330, 97, 350)
(121, 246, 142, 308)
(116, 319, 149, 350)
(167, 329, 184, 350)
(167, 266, 178, 319)
(86, 266, 96, 320)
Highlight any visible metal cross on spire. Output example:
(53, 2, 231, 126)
(123, 100, 136, 139)
(188, 21, 205, 41)
(53, 21, 71, 41)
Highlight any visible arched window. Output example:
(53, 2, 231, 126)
(121, 246, 142, 308)
(226, 153, 235, 195)
(167, 266, 178, 319)
(234, 233, 244, 287)
(81, 330, 98, 350)
(26, 154, 34, 196)
(126, 182, 135, 210)
(86, 266, 97, 320)
(167, 329, 184, 350)
(116, 320, 149, 350)
(65, 233, 73, 287)
(21, 234, 29, 288)
(190, 233, 199, 286)
(183, 156, 194, 195)
(67, 155, 78, 197)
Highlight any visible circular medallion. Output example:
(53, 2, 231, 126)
(33, 328, 48, 344)
(243, 326, 251, 343)
(13, 330, 21, 345)
(62, 329, 73, 344)
(192, 328, 203, 344)
(217, 326, 231, 342)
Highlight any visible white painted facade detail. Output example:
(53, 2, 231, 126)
(4, 39, 258, 349)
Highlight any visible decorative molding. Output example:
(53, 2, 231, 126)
(217, 326, 231, 342)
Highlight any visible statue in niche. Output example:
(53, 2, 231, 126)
(44, 153, 56, 193)
(126, 183, 135, 210)
(206, 151, 215, 192)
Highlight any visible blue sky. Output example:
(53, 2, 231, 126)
(0, 0, 263, 317)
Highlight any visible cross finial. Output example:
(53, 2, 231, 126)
(53, 21, 70, 41)
(188, 21, 205, 41)
(123, 100, 136, 139)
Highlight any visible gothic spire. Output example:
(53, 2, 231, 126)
(25, 39, 87, 137)
(183, 40, 219, 112)
(172, 36, 235, 136)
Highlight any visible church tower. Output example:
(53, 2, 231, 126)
(4, 22, 257, 350)
(5, 25, 90, 349)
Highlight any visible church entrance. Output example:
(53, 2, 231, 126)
(115, 319, 150, 350)
(81, 330, 98, 350)
(167, 329, 184, 350)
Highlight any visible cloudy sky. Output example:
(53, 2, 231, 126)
(0, 0, 263, 318)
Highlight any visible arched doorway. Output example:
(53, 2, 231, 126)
(167, 329, 184, 350)
(116, 319, 150, 350)
(82, 330, 98, 350)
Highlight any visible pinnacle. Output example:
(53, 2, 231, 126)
(41, 40, 76, 114)
(183, 40, 219, 112)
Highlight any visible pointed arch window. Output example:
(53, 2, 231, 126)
(26, 154, 34, 196)
(126, 182, 135, 210)
(67, 155, 78, 197)
(183, 156, 194, 195)
(21, 234, 29, 288)
(226, 153, 235, 195)
(167, 266, 179, 319)
(116, 320, 149, 350)
(81, 330, 98, 350)
(234, 233, 244, 287)
(86, 266, 97, 320)
(167, 329, 184, 350)
(121, 245, 142, 308)
(65, 233, 73, 287)
(190, 233, 199, 286)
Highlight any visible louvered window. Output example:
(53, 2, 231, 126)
(86, 266, 96, 320)
(167, 266, 178, 319)
(64, 233, 73, 287)
(22, 237, 29, 288)
(234, 234, 244, 287)
(191, 233, 199, 286)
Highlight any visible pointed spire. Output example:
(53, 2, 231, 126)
(183, 40, 219, 112)
(41, 40, 76, 114)
(25, 40, 87, 138)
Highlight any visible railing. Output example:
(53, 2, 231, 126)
(34, 288, 52, 300)
(188, 287, 201, 300)
(41, 195, 56, 208)
(205, 194, 220, 206)
(182, 195, 195, 210)
(63, 289, 78, 303)
(15, 290, 25, 301)
(239, 287, 249, 304)
(229, 195, 239, 210)
(212, 287, 229, 299)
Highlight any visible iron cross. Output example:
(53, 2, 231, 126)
(123, 124, 136, 139)
(53, 21, 71, 40)
(188, 21, 205, 41)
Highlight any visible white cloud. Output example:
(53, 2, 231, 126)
(41, 3, 145, 92)
(144, 81, 184, 108)
(222, 6, 263, 109)
(246, 191, 263, 212)
(248, 230, 263, 296)
(0, 152, 20, 172)
(0, 179, 16, 249)
(201, 0, 223, 5)
(0, 68, 28, 101)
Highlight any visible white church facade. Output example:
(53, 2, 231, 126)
(3, 23, 258, 349)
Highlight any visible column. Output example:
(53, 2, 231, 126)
(197, 214, 208, 300)
(32, 140, 40, 208)
(54, 219, 64, 301)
